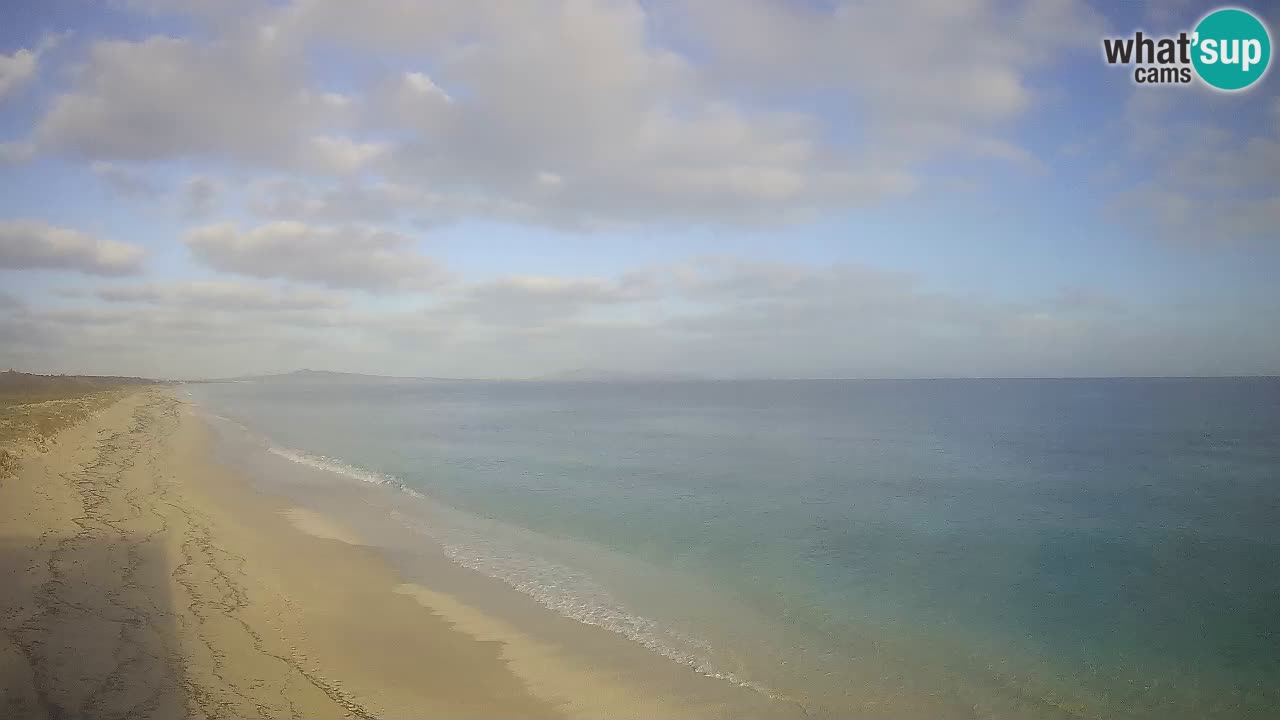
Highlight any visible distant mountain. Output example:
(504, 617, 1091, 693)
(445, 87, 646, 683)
(535, 368, 703, 382)
(276, 369, 378, 380)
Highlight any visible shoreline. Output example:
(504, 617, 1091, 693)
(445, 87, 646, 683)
(0, 388, 794, 718)
(193, 392, 807, 719)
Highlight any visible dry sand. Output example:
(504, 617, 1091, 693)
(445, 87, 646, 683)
(0, 389, 567, 719)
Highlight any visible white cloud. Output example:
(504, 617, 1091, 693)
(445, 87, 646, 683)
(244, 177, 547, 227)
(358, 259, 1280, 379)
(95, 280, 348, 312)
(660, 0, 1103, 165)
(37, 32, 351, 166)
(402, 72, 452, 104)
(285, 0, 1093, 222)
(183, 221, 450, 291)
(0, 31, 64, 103)
(27, 1, 922, 226)
(437, 274, 656, 327)
(358, 0, 915, 224)
(15, 0, 1101, 229)
(275, 1, 484, 53)
(5, 254, 1277, 378)
(0, 300, 362, 379)
(1114, 91, 1280, 243)
(124, 0, 266, 21)
(305, 135, 389, 174)
(0, 220, 146, 275)
(0, 47, 38, 102)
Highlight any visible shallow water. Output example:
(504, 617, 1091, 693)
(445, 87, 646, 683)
(187, 377, 1280, 719)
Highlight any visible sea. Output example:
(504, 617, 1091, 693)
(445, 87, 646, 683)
(185, 376, 1280, 719)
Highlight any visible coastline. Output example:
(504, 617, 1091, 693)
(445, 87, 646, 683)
(0, 388, 795, 718)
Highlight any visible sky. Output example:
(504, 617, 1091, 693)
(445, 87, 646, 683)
(0, 0, 1277, 380)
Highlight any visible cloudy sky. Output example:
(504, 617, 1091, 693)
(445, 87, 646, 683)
(0, 0, 1277, 379)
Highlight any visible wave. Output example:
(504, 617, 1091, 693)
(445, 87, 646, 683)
(386, 509, 781, 699)
(265, 445, 403, 488)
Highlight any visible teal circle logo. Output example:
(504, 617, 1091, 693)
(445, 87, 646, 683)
(1192, 8, 1272, 91)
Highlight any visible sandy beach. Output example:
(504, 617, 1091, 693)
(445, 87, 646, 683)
(0, 388, 566, 718)
(1, 388, 780, 719)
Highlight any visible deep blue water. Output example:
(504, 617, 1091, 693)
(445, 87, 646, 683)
(188, 377, 1280, 718)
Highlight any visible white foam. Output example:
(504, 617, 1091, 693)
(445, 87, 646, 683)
(388, 510, 782, 698)
(265, 445, 397, 486)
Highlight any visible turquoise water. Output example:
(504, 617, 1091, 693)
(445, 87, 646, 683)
(187, 377, 1280, 718)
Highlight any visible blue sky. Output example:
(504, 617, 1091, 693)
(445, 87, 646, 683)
(0, 0, 1277, 379)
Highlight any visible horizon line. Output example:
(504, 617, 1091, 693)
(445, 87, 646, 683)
(11, 369, 1278, 383)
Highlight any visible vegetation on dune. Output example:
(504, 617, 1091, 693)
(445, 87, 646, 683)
(0, 371, 158, 478)
(0, 369, 155, 402)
